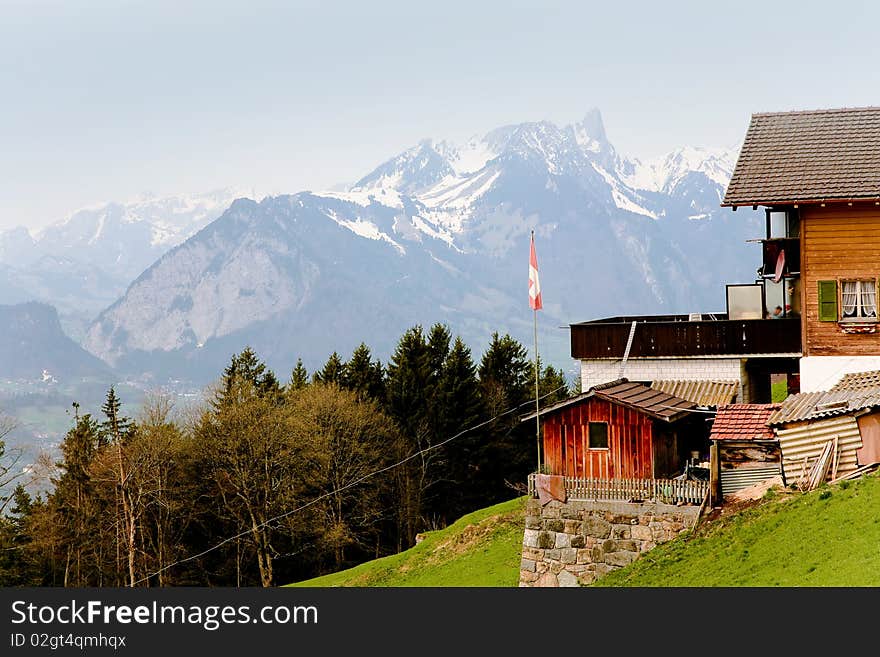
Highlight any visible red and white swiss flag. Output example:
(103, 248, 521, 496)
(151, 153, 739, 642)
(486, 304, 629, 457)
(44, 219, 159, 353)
(529, 232, 542, 310)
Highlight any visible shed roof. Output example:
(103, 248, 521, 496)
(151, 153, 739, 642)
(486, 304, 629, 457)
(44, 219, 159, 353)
(521, 378, 696, 423)
(709, 404, 780, 441)
(650, 379, 738, 407)
(830, 370, 880, 392)
(768, 371, 880, 425)
(722, 107, 880, 206)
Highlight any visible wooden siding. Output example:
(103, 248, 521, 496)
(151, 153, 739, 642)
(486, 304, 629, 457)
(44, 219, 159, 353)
(542, 397, 654, 480)
(570, 317, 801, 359)
(802, 204, 880, 356)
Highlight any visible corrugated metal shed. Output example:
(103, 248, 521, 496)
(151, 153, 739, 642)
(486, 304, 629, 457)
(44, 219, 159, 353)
(650, 379, 739, 407)
(776, 415, 864, 483)
(721, 465, 782, 495)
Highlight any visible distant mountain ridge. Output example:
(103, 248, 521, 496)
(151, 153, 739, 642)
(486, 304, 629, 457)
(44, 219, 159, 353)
(0, 302, 110, 381)
(0, 189, 245, 338)
(82, 109, 761, 382)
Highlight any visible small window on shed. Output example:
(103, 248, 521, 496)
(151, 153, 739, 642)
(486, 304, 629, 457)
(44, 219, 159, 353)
(588, 422, 608, 449)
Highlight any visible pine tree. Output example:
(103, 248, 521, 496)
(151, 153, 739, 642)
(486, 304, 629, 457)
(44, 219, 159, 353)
(343, 343, 385, 401)
(100, 387, 133, 444)
(385, 326, 436, 546)
(288, 359, 310, 391)
(215, 347, 281, 406)
(0, 485, 36, 585)
(537, 362, 570, 404)
(477, 332, 531, 413)
(476, 332, 534, 506)
(386, 327, 431, 437)
(434, 337, 485, 518)
(53, 414, 103, 586)
(99, 387, 139, 586)
(426, 323, 451, 380)
(313, 352, 346, 387)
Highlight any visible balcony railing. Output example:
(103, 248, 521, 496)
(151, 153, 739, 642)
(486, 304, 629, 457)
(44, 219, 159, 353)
(571, 315, 801, 359)
(528, 473, 709, 506)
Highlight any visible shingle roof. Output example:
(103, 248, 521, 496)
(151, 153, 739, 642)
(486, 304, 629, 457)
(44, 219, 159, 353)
(722, 107, 880, 206)
(709, 404, 780, 441)
(650, 379, 739, 407)
(521, 378, 696, 423)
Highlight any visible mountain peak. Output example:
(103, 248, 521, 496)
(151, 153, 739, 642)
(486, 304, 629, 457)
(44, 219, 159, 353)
(577, 107, 608, 144)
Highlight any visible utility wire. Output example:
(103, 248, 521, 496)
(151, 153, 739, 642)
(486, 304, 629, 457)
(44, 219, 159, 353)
(134, 384, 568, 586)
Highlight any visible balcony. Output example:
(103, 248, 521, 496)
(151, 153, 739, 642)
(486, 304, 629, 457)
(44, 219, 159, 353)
(571, 314, 802, 359)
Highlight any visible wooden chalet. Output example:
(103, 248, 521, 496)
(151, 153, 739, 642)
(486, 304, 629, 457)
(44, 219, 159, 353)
(523, 379, 710, 505)
(724, 107, 880, 392)
(573, 106, 880, 400)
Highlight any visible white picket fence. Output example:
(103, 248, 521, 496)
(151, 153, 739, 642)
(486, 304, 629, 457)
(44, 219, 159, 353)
(528, 473, 708, 506)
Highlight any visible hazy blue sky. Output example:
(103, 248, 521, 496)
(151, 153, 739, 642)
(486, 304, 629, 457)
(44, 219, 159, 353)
(2, 0, 879, 230)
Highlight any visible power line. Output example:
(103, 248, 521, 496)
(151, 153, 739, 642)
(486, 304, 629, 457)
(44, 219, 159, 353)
(134, 384, 568, 586)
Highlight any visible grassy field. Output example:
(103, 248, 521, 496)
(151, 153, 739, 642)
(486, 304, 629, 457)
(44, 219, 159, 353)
(291, 473, 880, 587)
(771, 378, 788, 402)
(596, 473, 880, 586)
(289, 497, 526, 587)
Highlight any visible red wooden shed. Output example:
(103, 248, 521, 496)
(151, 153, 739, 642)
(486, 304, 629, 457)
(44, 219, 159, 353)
(523, 379, 707, 480)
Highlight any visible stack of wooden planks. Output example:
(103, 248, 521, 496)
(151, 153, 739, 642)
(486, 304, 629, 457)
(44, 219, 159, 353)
(797, 437, 839, 491)
(829, 462, 880, 484)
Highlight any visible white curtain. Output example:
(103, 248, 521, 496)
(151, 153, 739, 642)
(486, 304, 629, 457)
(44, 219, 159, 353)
(842, 280, 858, 317)
(860, 280, 877, 318)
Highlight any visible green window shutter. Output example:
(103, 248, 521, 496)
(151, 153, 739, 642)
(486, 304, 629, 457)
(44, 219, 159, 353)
(818, 280, 838, 321)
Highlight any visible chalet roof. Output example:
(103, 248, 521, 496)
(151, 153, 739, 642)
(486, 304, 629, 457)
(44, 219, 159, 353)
(768, 371, 880, 425)
(650, 379, 738, 407)
(710, 404, 779, 441)
(722, 107, 880, 206)
(521, 378, 696, 423)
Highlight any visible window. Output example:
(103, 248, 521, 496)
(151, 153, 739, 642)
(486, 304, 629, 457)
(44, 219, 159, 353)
(766, 208, 800, 239)
(727, 283, 764, 320)
(588, 422, 608, 449)
(818, 280, 838, 322)
(841, 280, 877, 321)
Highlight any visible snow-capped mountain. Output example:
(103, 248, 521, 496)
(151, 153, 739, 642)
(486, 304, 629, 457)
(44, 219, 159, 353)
(83, 109, 760, 382)
(0, 189, 246, 337)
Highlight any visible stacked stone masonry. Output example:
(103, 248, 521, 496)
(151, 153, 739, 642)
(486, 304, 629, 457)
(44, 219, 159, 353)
(519, 498, 700, 587)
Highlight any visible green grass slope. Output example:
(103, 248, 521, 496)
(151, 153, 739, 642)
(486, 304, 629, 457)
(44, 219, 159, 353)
(289, 497, 526, 587)
(596, 473, 880, 587)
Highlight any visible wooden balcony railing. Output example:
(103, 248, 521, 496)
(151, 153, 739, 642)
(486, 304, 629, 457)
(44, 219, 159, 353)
(528, 473, 709, 506)
(571, 316, 801, 359)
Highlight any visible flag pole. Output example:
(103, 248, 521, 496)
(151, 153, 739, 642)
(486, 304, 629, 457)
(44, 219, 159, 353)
(532, 230, 542, 473)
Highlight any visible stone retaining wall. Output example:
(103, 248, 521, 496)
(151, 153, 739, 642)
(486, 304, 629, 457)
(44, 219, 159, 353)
(519, 498, 700, 587)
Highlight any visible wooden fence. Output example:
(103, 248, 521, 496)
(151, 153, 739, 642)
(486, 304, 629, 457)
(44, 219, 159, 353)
(528, 473, 709, 506)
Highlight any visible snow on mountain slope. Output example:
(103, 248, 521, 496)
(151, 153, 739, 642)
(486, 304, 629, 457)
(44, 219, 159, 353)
(619, 145, 738, 194)
(83, 109, 761, 382)
(0, 189, 246, 337)
(33, 188, 246, 277)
